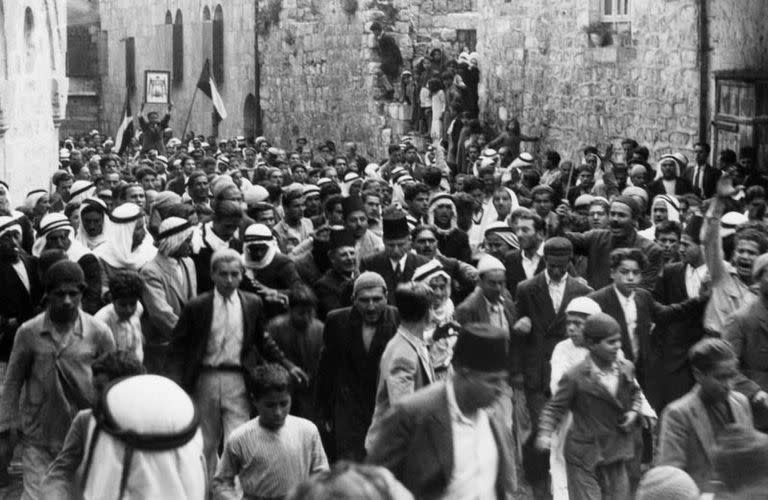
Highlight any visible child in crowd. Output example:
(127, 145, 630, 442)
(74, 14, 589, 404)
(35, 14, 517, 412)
(211, 364, 329, 499)
(95, 270, 145, 362)
(537, 312, 643, 500)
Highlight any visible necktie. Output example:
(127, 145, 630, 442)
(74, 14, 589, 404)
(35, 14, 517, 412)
(694, 167, 702, 194)
(394, 263, 402, 283)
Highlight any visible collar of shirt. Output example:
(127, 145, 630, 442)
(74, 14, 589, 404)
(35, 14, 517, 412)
(589, 355, 620, 377)
(545, 270, 565, 288)
(214, 287, 240, 306)
(685, 263, 707, 279)
(390, 253, 408, 272)
(446, 377, 481, 426)
(522, 241, 545, 262)
(613, 285, 635, 306)
(41, 310, 84, 339)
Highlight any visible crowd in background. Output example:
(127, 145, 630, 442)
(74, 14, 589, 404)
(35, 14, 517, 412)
(2, 42, 768, 500)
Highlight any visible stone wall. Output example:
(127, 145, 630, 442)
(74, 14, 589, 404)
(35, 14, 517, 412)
(476, 0, 768, 164)
(98, 0, 258, 143)
(0, 0, 68, 200)
(95, 0, 768, 166)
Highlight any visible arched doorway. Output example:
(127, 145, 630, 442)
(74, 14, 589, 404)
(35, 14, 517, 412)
(243, 94, 258, 140)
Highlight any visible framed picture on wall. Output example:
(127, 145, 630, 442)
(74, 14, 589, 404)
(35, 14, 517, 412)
(144, 70, 171, 104)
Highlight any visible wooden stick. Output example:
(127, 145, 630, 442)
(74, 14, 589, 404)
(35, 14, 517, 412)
(181, 87, 199, 139)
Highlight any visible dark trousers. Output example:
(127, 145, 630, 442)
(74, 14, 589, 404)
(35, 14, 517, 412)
(567, 460, 630, 500)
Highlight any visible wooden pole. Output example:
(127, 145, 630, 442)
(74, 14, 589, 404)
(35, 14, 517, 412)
(181, 86, 199, 140)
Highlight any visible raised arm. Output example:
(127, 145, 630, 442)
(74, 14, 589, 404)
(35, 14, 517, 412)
(702, 182, 730, 286)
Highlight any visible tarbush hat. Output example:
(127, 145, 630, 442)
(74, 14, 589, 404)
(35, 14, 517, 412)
(452, 323, 509, 372)
(341, 196, 365, 219)
(382, 215, 409, 240)
(329, 226, 357, 250)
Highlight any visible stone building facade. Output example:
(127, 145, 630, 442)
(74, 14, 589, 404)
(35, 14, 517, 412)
(0, 0, 68, 200)
(95, 0, 768, 164)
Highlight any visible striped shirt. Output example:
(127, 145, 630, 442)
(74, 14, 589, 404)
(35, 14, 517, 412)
(211, 415, 329, 499)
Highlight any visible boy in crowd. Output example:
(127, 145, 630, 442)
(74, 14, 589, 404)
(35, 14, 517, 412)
(95, 270, 145, 362)
(212, 364, 328, 499)
(537, 313, 642, 500)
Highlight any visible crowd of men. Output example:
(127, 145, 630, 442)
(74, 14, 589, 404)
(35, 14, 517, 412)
(1, 107, 768, 499)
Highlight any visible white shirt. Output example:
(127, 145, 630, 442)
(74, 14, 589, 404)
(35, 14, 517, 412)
(613, 286, 638, 359)
(521, 242, 544, 279)
(389, 254, 408, 275)
(591, 357, 620, 397)
(443, 378, 498, 500)
(11, 260, 30, 293)
(685, 263, 707, 299)
(545, 270, 566, 312)
(204, 289, 244, 366)
(662, 179, 676, 195)
(484, 296, 509, 333)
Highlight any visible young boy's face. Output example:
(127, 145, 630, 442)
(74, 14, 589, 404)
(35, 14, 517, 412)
(588, 333, 622, 364)
(114, 297, 138, 321)
(255, 389, 291, 430)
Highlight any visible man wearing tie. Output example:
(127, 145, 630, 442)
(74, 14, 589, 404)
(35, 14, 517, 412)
(684, 142, 720, 199)
(514, 237, 593, 487)
(588, 248, 705, 394)
(360, 213, 429, 304)
(168, 248, 307, 481)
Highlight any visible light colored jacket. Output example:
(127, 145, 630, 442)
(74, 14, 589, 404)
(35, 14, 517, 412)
(140, 253, 197, 345)
(365, 328, 435, 452)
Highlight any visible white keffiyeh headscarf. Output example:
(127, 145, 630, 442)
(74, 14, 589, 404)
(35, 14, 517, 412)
(94, 203, 156, 270)
(75, 198, 108, 250)
(243, 223, 278, 270)
(32, 212, 92, 262)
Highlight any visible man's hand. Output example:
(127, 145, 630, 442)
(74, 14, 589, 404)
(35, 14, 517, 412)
(618, 410, 639, 432)
(716, 175, 737, 199)
(513, 317, 532, 335)
(534, 434, 551, 452)
(288, 365, 309, 387)
(753, 391, 768, 408)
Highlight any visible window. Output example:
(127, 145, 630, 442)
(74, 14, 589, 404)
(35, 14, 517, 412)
(165, 10, 172, 24)
(202, 7, 212, 70)
(24, 7, 36, 74)
(601, 0, 629, 22)
(212, 5, 224, 85)
(173, 10, 183, 85)
(125, 37, 135, 90)
(456, 29, 476, 53)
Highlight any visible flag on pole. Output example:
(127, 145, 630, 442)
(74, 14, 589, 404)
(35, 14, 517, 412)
(197, 59, 228, 120)
(114, 94, 134, 155)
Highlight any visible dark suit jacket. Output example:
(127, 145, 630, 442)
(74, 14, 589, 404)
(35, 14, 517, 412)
(167, 290, 291, 393)
(516, 273, 593, 393)
(502, 249, 546, 298)
(191, 229, 243, 293)
(315, 305, 399, 461)
(455, 287, 520, 376)
(164, 176, 186, 196)
(651, 262, 705, 408)
(658, 386, 752, 492)
(646, 177, 694, 203)
(567, 229, 663, 291)
(360, 252, 429, 304)
(683, 164, 721, 199)
(588, 285, 705, 391)
(0, 254, 42, 361)
(313, 269, 354, 320)
(539, 357, 643, 470)
(367, 382, 517, 500)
